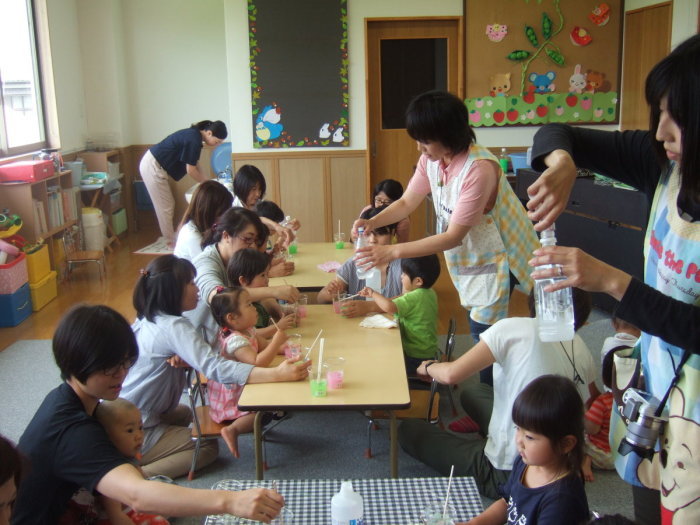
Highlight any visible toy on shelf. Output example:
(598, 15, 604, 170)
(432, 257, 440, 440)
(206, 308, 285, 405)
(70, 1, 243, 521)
(0, 210, 22, 239)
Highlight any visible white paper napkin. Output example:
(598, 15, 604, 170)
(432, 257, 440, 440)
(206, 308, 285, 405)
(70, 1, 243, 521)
(359, 314, 397, 329)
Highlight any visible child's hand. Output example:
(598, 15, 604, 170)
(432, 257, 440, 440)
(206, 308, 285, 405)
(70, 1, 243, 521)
(274, 285, 300, 303)
(275, 357, 310, 381)
(275, 313, 296, 331)
(358, 286, 374, 298)
(339, 300, 371, 318)
(269, 260, 294, 277)
(272, 329, 288, 346)
(326, 279, 346, 296)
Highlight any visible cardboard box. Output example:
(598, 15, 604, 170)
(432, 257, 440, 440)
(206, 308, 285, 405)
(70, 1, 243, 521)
(0, 160, 54, 183)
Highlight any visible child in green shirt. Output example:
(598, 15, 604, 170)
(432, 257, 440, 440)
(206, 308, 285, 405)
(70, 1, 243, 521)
(360, 254, 441, 373)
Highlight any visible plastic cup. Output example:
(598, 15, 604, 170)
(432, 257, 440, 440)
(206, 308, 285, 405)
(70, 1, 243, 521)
(288, 242, 298, 255)
(323, 357, 345, 389)
(271, 507, 294, 524)
(281, 301, 298, 327)
(332, 292, 349, 314)
(334, 232, 346, 249)
(420, 502, 456, 525)
(297, 294, 308, 318)
(283, 333, 302, 360)
(310, 378, 327, 397)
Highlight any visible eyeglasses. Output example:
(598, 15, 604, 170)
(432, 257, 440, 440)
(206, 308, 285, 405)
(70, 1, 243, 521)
(374, 197, 393, 207)
(103, 356, 137, 377)
(236, 235, 259, 246)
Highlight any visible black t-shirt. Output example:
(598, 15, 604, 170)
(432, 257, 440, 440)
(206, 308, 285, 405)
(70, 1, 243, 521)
(149, 127, 204, 181)
(500, 456, 589, 525)
(12, 383, 128, 524)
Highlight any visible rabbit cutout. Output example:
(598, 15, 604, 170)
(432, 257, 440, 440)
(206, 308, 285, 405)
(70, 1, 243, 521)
(569, 64, 587, 94)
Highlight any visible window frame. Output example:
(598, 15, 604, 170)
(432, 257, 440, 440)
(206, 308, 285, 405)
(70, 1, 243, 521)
(0, 0, 48, 158)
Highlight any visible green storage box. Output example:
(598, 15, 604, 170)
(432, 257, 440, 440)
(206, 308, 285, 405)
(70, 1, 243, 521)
(111, 208, 127, 235)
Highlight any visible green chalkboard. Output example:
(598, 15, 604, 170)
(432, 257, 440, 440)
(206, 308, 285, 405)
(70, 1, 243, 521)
(249, 0, 348, 148)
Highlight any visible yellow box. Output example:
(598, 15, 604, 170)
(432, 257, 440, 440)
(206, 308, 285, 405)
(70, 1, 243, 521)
(29, 270, 57, 311)
(26, 243, 51, 284)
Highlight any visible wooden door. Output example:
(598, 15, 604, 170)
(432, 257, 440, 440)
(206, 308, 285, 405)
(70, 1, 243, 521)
(366, 18, 462, 241)
(620, 3, 672, 131)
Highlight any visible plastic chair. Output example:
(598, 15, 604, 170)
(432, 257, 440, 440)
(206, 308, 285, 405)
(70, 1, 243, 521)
(62, 225, 105, 281)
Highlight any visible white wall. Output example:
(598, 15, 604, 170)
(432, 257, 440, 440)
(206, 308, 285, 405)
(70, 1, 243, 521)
(49, 0, 698, 153)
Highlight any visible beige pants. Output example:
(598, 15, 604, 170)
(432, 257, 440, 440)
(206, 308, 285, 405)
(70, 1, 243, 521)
(139, 150, 176, 245)
(141, 405, 218, 479)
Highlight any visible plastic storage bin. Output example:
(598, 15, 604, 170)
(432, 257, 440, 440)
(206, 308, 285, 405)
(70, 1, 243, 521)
(0, 282, 32, 327)
(26, 243, 51, 284)
(509, 153, 530, 175)
(82, 207, 106, 251)
(29, 270, 57, 311)
(0, 252, 28, 294)
(111, 208, 127, 235)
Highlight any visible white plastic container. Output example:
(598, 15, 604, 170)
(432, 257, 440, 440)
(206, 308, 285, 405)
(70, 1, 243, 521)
(82, 207, 106, 251)
(331, 481, 364, 525)
(354, 227, 378, 283)
(534, 225, 575, 342)
(64, 160, 84, 187)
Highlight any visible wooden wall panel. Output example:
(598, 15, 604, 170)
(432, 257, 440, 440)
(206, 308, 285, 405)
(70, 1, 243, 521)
(278, 158, 325, 242)
(330, 156, 366, 240)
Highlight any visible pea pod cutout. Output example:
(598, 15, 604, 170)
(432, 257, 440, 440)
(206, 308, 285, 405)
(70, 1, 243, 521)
(542, 12, 553, 40)
(524, 26, 539, 48)
(545, 48, 565, 66)
(507, 50, 531, 61)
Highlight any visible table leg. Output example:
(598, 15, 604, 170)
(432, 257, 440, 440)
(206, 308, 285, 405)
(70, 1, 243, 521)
(390, 411, 398, 478)
(254, 411, 264, 480)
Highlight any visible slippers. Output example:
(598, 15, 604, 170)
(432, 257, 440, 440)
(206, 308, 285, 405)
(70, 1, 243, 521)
(448, 415, 480, 434)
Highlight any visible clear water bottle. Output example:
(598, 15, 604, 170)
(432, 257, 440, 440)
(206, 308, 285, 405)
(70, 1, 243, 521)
(354, 227, 378, 283)
(534, 225, 575, 342)
(331, 481, 364, 525)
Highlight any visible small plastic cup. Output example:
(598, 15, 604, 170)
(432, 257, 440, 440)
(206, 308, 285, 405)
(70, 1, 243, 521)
(310, 378, 327, 397)
(271, 507, 294, 524)
(288, 241, 298, 255)
(283, 333, 302, 360)
(297, 294, 308, 318)
(332, 292, 349, 314)
(420, 502, 456, 525)
(334, 232, 346, 249)
(324, 357, 345, 389)
(281, 301, 298, 327)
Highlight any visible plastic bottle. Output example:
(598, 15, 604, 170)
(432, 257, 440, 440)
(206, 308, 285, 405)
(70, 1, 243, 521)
(498, 147, 509, 173)
(331, 481, 364, 525)
(281, 216, 298, 254)
(354, 227, 378, 283)
(534, 225, 575, 342)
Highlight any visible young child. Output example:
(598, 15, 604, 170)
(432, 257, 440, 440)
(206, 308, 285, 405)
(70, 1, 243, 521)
(461, 375, 589, 525)
(359, 254, 441, 373)
(208, 286, 289, 458)
(61, 398, 169, 524)
(226, 248, 295, 339)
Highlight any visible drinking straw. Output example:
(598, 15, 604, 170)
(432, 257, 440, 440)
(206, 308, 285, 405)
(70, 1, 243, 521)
(304, 329, 323, 360)
(443, 465, 455, 518)
(339, 293, 361, 301)
(270, 318, 280, 330)
(316, 338, 325, 382)
(338, 219, 341, 237)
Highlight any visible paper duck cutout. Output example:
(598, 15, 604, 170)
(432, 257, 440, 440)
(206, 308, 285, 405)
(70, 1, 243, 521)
(486, 23, 508, 43)
(570, 27, 592, 46)
(589, 3, 611, 26)
(255, 104, 283, 141)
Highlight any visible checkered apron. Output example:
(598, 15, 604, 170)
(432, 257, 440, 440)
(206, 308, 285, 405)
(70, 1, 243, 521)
(428, 144, 537, 325)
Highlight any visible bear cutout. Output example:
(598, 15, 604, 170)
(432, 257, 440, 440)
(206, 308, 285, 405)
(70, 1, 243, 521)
(585, 70, 611, 93)
(489, 73, 511, 97)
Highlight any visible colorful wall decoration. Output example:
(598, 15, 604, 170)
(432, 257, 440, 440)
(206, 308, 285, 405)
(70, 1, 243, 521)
(248, 0, 348, 148)
(464, 0, 623, 127)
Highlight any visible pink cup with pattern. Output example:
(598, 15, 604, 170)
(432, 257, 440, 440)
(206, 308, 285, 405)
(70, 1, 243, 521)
(283, 333, 302, 360)
(323, 357, 345, 389)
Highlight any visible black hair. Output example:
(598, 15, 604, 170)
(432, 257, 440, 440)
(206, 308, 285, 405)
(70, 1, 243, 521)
(360, 205, 397, 236)
(255, 200, 285, 223)
(372, 179, 404, 204)
(132, 255, 196, 322)
(601, 347, 615, 390)
(512, 375, 585, 479)
(645, 34, 700, 207)
(234, 164, 267, 204)
(0, 434, 22, 491)
(191, 120, 228, 140)
(210, 286, 247, 330)
(406, 90, 476, 156)
(178, 179, 233, 233)
(227, 248, 272, 286)
(527, 287, 592, 332)
(53, 305, 138, 383)
(201, 207, 267, 249)
(401, 254, 441, 289)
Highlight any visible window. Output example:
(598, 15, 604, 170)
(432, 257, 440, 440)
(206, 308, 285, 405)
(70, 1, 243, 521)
(0, 0, 46, 157)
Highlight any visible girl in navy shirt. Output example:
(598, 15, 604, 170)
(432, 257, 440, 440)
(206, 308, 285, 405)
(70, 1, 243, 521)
(463, 375, 589, 525)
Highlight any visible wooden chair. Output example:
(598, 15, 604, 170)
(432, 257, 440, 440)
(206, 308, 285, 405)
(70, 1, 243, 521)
(62, 225, 105, 281)
(186, 368, 224, 480)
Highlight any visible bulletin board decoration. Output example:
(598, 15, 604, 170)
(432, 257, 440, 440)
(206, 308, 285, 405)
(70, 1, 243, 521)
(464, 0, 622, 127)
(248, 0, 349, 148)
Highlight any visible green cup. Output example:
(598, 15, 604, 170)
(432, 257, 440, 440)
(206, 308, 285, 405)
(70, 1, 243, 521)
(334, 232, 345, 249)
(288, 242, 298, 255)
(310, 378, 327, 397)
